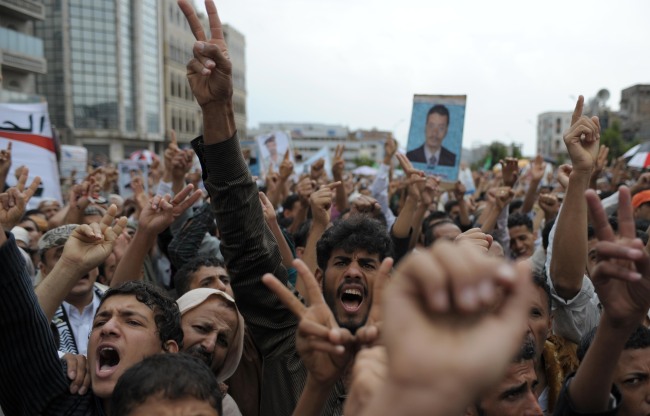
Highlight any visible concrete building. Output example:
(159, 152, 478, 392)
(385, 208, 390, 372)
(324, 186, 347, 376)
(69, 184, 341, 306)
(35, 0, 165, 164)
(0, 0, 46, 103)
(537, 111, 572, 161)
(620, 84, 650, 142)
(249, 122, 385, 170)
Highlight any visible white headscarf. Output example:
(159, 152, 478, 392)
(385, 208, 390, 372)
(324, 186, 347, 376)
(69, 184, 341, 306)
(177, 288, 245, 382)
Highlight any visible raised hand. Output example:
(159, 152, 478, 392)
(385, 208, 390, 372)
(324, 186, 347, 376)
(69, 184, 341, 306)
(538, 193, 560, 219)
(378, 242, 530, 412)
(164, 130, 194, 182)
(499, 157, 519, 187)
(383, 138, 397, 164)
(564, 95, 600, 174)
(178, 0, 232, 108)
(586, 186, 650, 328)
(454, 228, 493, 252)
(350, 195, 382, 219)
(0, 168, 41, 229)
(265, 164, 280, 194)
(591, 145, 609, 180)
(296, 176, 317, 208)
(259, 191, 277, 225)
(68, 179, 93, 212)
(530, 154, 546, 182)
(332, 145, 345, 180)
(489, 186, 514, 210)
(137, 184, 203, 234)
(278, 149, 294, 181)
(309, 182, 340, 227)
(60, 204, 127, 272)
(262, 260, 356, 385)
(310, 158, 326, 182)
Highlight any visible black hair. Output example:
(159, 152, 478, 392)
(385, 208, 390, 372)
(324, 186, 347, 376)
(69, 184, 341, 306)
(542, 218, 555, 251)
(508, 212, 533, 232)
(578, 325, 650, 362)
(443, 200, 459, 215)
(424, 219, 457, 247)
(509, 199, 524, 214)
(110, 353, 222, 416)
(293, 219, 312, 249)
(282, 194, 300, 212)
(426, 104, 450, 125)
(316, 216, 392, 272)
(174, 257, 227, 297)
(532, 268, 552, 313)
(100, 281, 183, 350)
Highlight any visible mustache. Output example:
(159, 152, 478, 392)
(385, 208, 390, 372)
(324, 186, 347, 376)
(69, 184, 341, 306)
(185, 345, 212, 366)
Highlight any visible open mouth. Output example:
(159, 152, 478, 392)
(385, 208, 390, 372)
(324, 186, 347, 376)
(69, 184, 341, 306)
(97, 346, 120, 376)
(339, 286, 365, 313)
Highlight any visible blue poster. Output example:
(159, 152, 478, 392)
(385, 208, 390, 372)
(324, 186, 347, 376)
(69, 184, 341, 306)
(406, 95, 466, 181)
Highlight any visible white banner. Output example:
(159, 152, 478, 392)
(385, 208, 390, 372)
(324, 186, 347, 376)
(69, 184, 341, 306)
(0, 102, 61, 208)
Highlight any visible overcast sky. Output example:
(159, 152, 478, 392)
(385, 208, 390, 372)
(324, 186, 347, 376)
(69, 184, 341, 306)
(195, 0, 649, 155)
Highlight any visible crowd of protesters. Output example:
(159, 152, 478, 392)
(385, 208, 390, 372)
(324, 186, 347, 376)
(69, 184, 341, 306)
(1, 1, 650, 415)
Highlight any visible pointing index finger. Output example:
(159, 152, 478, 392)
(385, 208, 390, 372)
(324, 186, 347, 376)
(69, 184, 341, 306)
(571, 95, 584, 125)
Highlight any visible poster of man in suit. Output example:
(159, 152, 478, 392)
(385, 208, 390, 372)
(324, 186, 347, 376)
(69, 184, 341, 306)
(406, 95, 466, 181)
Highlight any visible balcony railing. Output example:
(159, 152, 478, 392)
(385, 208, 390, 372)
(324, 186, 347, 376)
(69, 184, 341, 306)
(0, 27, 44, 59)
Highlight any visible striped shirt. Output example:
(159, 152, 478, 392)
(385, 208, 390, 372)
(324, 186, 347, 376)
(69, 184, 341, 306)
(194, 135, 345, 416)
(0, 233, 104, 415)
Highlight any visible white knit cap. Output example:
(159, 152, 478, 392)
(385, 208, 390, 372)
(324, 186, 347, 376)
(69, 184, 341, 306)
(10, 226, 30, 246)
(177, 288, 245, 382)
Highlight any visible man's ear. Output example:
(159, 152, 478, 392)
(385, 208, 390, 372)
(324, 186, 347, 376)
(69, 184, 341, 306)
(295, 247, 305, 259)
(314, 268, 323, 291)
(163, 340, 179, 353)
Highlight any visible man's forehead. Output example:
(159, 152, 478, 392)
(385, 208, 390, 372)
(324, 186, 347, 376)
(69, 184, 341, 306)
(183, 298, 238, 326)
(193, 265, 228, 278)
(97, 294, 153, 316)
(329, 248, 380, 261)
(502, 360, 536, 387)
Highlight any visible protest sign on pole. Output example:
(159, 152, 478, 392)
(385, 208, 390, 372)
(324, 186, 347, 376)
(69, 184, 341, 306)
(0, 102, 61, 208)
(59, 145, 88, 180)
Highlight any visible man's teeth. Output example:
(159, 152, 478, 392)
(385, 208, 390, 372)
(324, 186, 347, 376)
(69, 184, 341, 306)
(344, 289, 362, 297)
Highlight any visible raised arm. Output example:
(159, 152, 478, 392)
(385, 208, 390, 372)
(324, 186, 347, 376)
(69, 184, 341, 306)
(110, 185, 201, 288)
(331, 144, 349, 213)
(179, 0, 297, 348)
(550, 96, 600, 300)
(521, 154, 545, 215)
(36, 206, 127, 319)
(0, 180, 75, 415)
(357, 241, 531, 416)
(565, 186, 650, 413)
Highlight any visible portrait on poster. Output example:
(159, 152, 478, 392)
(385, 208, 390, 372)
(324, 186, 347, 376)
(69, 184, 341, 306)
(405, 95, 466, 181)
(256, 131, 293, 176)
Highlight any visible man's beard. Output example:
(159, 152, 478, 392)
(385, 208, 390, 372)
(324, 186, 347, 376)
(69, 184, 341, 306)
(185, 345, 212, 367)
